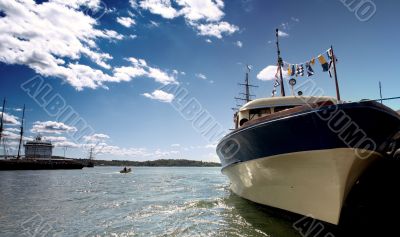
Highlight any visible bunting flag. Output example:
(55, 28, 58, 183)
(295, 64, 304, 77)
(306, 62, 314, 77)
(287, 64, 292, 76)
(299, 64, 304, 76)
(317, 54, 329, 72)
(327, 48, 337, 78)
(281, 48, 337, 79)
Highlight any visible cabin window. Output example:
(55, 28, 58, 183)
(239, 118, 248, 126)
(249, 108, 271, 119)
(273, 106, 295, 113)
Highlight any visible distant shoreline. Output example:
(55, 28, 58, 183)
(75, 158, 221, 167)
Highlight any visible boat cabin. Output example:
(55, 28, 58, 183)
(235, 96, 337, 129)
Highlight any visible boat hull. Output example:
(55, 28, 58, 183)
(222, 148, 381, 224)
(217, 101, 400, 224)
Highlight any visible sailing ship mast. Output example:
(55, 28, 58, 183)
(17, 105, 25, 159)
(235, 65, 258, 106)
(89, 147, 94, 160)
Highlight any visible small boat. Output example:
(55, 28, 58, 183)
(120, 167, 132, 173)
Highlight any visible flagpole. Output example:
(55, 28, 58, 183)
(276, 29, 286, 97)
(331, 45, 341, 101)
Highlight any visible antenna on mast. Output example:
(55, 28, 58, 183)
(275, 29, 286, 97)
(234, 65, 258, 105)
(17, 104, 25, 159)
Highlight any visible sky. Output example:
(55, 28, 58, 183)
(0, 0, 399, 162)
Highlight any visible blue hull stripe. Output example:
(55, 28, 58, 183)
(217, 101, 400, 169)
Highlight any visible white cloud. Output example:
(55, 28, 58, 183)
(31, 121, 77, 134)
(91, 144, 180, 158)
(143, 89, 175, 103)
(42, 136, 68, 143)
(1, 130, 20, 140)
(176, 0, 225, 22)
(54, 140, 81, 148)
(257, 65, 288, 81)
(113, 57, 177, 85)
(0, 0, 127, 90)
(147, 67, 176, 84)
(43, 135, 81, 148)
(171, 143, 181, 147)
(42, 136, 81, 148)
(4, 127, 20, 132)
(280, 22, 289, 30)
(291, 17, 300, 22)
(129, 0, 139, 9)
(136, 0, 238, 39)
(139, 0, 179, 19)
(235, 40, 243, 48)
(83, 133, 110, 143)
(195, 73, 207, 80)
(193, 21, 238, 39)
(0, 112, 20, 125)
(204, 144, 217, 149)
(205, 39, 212, 43)
(116, 16, 136, 27)
(128, 34, 138, 39)
(277, 30, 289, 38)
(149, 20, 160, 27)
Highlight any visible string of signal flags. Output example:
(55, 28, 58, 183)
(274, 47, 338, 83)
(272, 47, 339, 96)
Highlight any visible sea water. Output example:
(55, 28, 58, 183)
(0, 167, 303, 237)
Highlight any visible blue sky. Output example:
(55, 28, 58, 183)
(0, 0, 399, 161)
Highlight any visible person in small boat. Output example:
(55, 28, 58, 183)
(123, 167, 127, 172)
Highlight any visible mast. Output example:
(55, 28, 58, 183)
(0, 98, 5, 143)
(379, 81, 383, 104)
(89, 147, 93, 160)
(330, 45, 341, 101)
(245, 69, 250, 102)
(275, 29, 286, 97)
(17, 105, 25, 159)
(235, 65, 258, 105)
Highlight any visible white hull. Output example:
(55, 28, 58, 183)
(222, 148, 381, 224)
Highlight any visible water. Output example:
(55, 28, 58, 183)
(0, 167, 302, 237)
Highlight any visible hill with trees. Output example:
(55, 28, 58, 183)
(77, 159, 220, 167)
